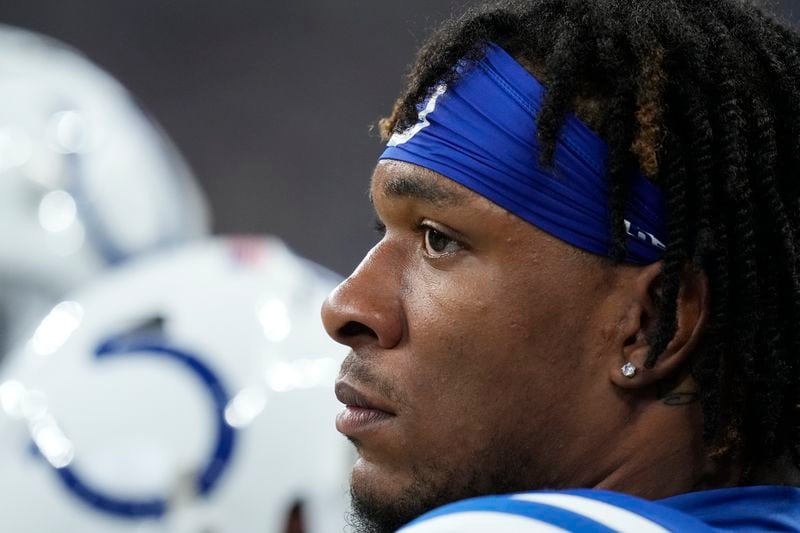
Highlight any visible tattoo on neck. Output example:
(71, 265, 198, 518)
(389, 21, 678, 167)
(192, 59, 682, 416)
(657, 378, 700, 406)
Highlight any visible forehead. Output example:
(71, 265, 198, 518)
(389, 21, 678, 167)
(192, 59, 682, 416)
(370, 160, 474, 207)
(369, 160, 567, 253)
(371, 160, 615, 276)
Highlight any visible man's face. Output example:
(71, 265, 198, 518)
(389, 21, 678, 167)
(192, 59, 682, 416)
(322, 160, 626, 531)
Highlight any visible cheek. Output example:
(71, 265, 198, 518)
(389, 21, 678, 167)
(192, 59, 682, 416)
(407, 257, 582, 369)
(397, 261, 580, 447)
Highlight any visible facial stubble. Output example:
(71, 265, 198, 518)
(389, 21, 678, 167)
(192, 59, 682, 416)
(346, 426, 552, 533)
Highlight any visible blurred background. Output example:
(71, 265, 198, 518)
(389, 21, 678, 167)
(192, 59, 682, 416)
(0, 0, 485, 276)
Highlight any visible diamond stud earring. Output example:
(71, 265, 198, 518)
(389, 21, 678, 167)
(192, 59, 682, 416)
(621, 362, 637, 378)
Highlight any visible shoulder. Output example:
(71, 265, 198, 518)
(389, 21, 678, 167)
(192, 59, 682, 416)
(398, 489, 715, 533)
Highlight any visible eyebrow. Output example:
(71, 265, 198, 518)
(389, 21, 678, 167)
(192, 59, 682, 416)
(372, 174, 468, 207)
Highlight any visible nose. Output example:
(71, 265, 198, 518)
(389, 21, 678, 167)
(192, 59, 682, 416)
(321, 243, 405, 350)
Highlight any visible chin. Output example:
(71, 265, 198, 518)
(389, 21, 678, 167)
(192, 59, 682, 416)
(348, 457, 442, 533)
(351, 456, 409, 501)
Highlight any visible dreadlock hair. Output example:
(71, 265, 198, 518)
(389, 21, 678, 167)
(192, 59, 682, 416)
(379, 0, 800, 480)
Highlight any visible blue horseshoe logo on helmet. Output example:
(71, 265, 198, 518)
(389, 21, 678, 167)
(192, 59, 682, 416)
(39, 333, 237, 519)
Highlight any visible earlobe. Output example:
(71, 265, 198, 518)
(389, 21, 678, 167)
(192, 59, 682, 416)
(608, 262, 708, 391)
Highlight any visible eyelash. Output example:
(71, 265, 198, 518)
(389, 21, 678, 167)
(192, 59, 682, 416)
(373, 218, 463, 257)
(421, 224, 463, 257)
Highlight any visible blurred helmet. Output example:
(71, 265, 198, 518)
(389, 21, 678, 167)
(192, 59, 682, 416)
(0, 24, 210, 354)
(0, 236, 351, 533)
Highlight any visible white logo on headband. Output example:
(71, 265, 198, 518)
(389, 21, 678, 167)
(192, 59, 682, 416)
(624, 220, 666, 250)
(388, 84, 448, 147)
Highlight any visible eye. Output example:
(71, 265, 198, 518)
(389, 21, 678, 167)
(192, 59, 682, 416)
(423, 225, 462, 257)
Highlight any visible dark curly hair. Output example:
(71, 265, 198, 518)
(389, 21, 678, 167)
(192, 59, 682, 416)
(380, 0, 800, 479)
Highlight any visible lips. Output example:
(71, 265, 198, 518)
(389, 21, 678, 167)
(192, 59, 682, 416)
(335, 380, 395, 436)
(335, 381, 395, 412)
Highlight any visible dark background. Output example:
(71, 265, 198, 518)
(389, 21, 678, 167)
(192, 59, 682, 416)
(0, 0, 797, 275)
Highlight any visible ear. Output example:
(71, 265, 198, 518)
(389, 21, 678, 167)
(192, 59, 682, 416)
(608, 262, 708, 390)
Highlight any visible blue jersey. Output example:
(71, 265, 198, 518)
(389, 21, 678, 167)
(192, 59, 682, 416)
(398, 486, 800, 532)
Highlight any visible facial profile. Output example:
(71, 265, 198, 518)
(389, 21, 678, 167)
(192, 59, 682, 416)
(322, 160, 670, 532)
(322, 0, 800, 531)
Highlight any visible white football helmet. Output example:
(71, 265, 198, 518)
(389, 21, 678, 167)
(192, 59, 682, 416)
(0, 24, 210, 355)
(0, 236, 351, 533)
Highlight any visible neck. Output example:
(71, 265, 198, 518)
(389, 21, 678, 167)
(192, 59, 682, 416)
(592, 379, 730, 499)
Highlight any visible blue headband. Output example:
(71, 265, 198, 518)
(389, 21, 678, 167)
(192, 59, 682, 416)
(379, 42, 666, 264)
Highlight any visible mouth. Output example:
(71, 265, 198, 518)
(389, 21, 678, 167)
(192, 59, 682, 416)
(334, 380, 396, 437)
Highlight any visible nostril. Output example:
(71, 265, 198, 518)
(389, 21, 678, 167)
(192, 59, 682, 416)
(339, 320, 377, 339)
